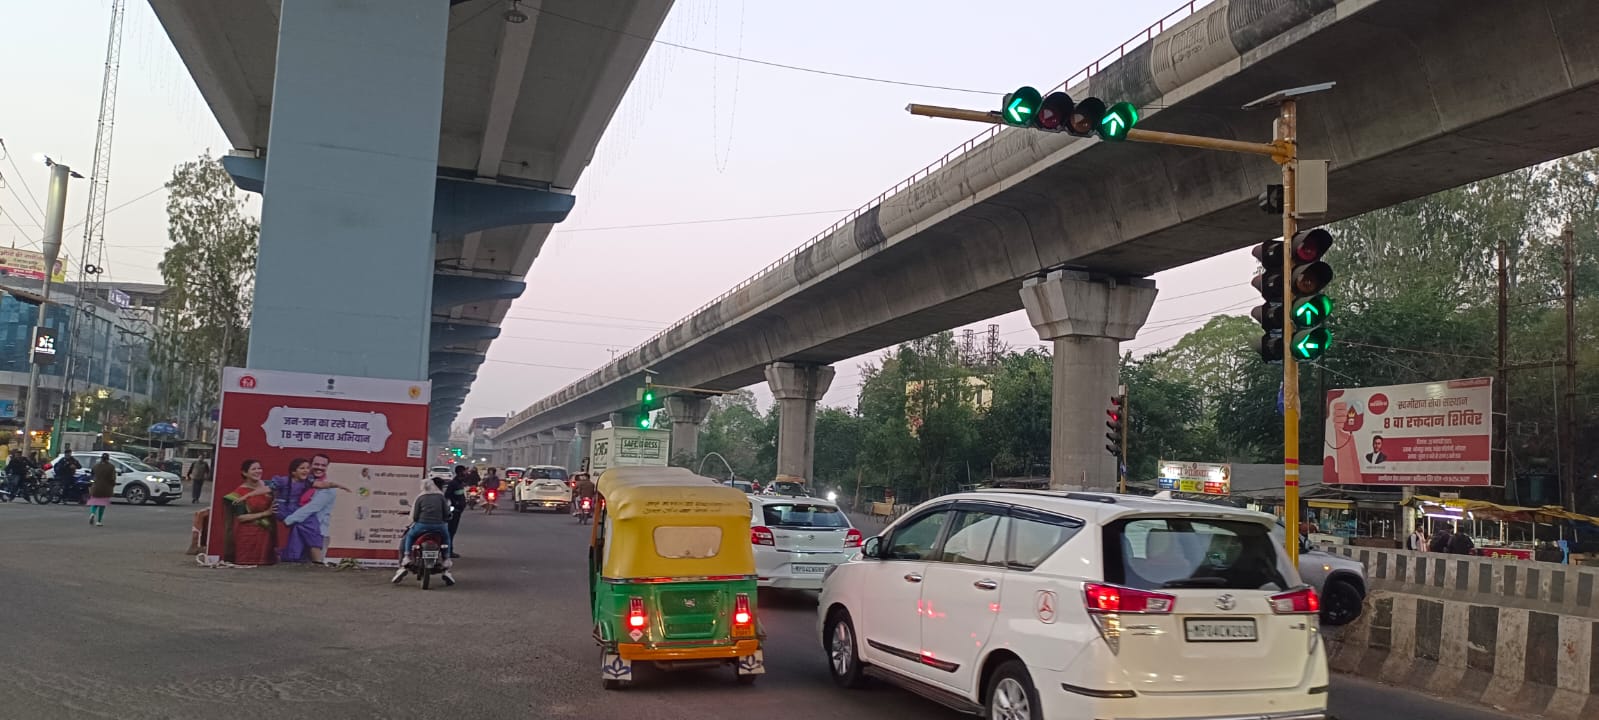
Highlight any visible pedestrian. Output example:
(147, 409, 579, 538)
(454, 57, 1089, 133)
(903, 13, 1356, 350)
(88, 453, 117, 526)
(444, 466, 468, 558)
(188, 453, 213, 504)
(1407, 528, 1426, 552)
(1428, 528, 1452, 553)
(55, 447, 81, 488)
(1448, 526, 1475, 555)
(4, 449, 27, 501)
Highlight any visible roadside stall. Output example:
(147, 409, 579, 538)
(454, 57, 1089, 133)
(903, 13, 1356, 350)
(1404, 494, 1599, 562)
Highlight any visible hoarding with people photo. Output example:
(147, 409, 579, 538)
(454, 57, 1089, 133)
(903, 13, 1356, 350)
(1323, 378, 1492, 486)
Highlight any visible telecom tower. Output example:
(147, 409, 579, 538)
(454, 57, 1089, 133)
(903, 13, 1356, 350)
(59, 0, 126, 432)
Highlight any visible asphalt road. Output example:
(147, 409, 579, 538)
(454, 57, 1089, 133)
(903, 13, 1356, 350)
(0, 499, 1521, 720)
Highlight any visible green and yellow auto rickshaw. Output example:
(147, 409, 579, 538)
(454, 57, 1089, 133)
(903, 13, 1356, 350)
(589, 466, 763, 689)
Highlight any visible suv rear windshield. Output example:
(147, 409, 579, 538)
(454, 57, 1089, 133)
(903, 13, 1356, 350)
(761, 503, 849, 529)
(1104, 517, 1290, 591)
(527, 468, 569, 481)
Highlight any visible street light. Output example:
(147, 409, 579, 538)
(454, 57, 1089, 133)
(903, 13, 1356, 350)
(21, 156, 79, 455)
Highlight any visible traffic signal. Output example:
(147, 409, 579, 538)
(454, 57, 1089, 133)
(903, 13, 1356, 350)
(635, 382, 662, 429)
(1251, 239, 1285, 362)
(1001, 88, 1133, 140)
(1105, 395, 1126, 457)
(1288, 227, 1335, 361)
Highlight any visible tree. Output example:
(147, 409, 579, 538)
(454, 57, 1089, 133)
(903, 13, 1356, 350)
(813, 407, 863, 491)
(977, 349, 1051, 478)
(152, 152, 259, 440)
(695, 390, 771, 480)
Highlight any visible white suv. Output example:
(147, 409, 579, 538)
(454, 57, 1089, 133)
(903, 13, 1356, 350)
(818, 491, 1328, 720)
(749, 495, 862, 590)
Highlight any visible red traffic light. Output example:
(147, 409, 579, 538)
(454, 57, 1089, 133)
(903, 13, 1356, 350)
(1291, 228, 1333, 263)
(1037, 92, 1074, 132)
(1068, 97, 1107, 136)
(1292, 262, 1334, 295)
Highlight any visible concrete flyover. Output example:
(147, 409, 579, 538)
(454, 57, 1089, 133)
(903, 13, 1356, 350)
(149, 0, 674, 439)
(496, 0, 1599, 480)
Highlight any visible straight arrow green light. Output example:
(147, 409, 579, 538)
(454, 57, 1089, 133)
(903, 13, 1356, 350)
(1291, 294, 1333, 329)
(1097, 101, 1139, 141)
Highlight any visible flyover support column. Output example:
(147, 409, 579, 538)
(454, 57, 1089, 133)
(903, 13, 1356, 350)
(535, 431, 555, 466)
(764, 363, 835, 482)
(574, 421, 596, 471)
(552, 427, 575, 470)
(247, 0, 448, 380)
(664, 395, 710, 465)
(1020, 271, 1157, 492)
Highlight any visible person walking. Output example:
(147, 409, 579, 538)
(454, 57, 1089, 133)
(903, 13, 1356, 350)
(188, 454, 213, 504)
(88, 454, 117, 526)
(444, 466, 468, 558)
(4, 449, 27, 502)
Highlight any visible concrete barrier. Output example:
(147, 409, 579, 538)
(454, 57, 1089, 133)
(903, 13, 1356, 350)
(1327, 590, 1598, 719)
(1321, 544, 1599, 619)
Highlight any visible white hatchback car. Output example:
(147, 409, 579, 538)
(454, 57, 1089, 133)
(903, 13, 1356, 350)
(749, 496, 863, 590)
(818, 490, 1328, 720)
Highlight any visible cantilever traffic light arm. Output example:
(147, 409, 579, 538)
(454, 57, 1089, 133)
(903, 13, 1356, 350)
(906, 104, 1290, 162)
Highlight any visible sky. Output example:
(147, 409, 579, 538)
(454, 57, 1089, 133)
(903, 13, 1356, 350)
(0, 0, 1262, 427)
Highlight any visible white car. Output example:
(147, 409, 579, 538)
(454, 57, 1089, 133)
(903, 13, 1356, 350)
(749, 496, 862, 590)
(49, 452, 183, 505)
(515, 466, 572, 512)
(818, 490, 1328, 720)
(428, 466, 454, 482)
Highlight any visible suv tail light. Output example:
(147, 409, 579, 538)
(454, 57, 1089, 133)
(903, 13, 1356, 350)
(732, 592, 754, 637)
(844, 528, 863, 548)
(751, 526, 775, 546)
(627, 596, 647, 629)
(1268, 586, 1320, 614)
(1083, 583, 1176, 614)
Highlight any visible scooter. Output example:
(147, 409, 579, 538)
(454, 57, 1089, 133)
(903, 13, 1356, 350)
(52, 469, 93, 505)
(576, 495, 593, 525)
(395, 528, 455, 590)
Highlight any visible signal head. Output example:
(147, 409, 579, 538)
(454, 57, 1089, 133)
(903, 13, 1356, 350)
(1037, 92, 1074, 131)
(1290, 326, 1333, 362)
(1097, 101, 1139, 141)
(1067, 97, 1107, 136)
(1258, 331, 1284, 362)
(1003, 86, 1043, 127)
(1291, 262, 1334, 296)
(1251, 302, 1283, 330)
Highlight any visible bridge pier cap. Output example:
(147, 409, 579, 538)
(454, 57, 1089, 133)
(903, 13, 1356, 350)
(765, 363, 835, 483)
(1020, 270, 1157, 492)
(664, 395, 711, 465)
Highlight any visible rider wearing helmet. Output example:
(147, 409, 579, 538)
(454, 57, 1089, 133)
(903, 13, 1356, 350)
(392, 476, 454, 584)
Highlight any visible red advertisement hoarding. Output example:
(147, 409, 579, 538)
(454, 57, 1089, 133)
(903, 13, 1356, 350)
(1323, 377, 1493, 486)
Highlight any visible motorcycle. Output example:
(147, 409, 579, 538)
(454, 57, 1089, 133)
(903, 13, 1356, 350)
(465, 485, 480, 510)
(483, 488, 498, 514)
(396, 527, 455, 590)
(576, 495, 593, 525)
(51, 469, 93, 505)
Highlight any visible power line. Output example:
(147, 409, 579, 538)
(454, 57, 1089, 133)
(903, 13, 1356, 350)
(501, 313, 663, 332)
(513, 306, 669, 325)
(552, 209, 853, 234)
(483, 357, 608, 372)
(0, 140, 47, 218)
(528, 5, 1003, 96)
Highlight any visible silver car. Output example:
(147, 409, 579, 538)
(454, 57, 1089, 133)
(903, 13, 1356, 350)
(1273, 521, 1367, 625)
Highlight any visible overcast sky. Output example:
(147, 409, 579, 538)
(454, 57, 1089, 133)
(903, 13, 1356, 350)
(0, 0, 1261, 425)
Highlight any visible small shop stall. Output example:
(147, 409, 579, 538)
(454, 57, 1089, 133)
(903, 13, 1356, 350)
(1404, 494, 1599, 563)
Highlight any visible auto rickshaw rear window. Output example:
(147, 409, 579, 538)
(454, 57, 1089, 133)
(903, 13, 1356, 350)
(653, 526, 723, 559)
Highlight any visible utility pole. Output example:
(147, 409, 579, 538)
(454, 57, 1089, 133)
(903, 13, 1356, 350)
(22, 161, 77, 455)
(1275, 99, 1302, 562)
(1495, 239, 1510, 502)
(1560, 223, 1577, 512)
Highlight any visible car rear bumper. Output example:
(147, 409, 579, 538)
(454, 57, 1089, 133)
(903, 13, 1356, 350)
(1042, 683, 1328, 720)
(617, 639, 759, 661)
(758, 574, 824, 590)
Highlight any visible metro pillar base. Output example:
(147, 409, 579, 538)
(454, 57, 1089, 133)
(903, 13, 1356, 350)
(1020, 270, 1157, 492)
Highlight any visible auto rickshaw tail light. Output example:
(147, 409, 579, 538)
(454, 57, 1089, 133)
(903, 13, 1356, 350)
(844, 528, 864, 548)
(732, 593, 754, 635)
(628, 596, 647, 628)
(751, 526, 775, 546)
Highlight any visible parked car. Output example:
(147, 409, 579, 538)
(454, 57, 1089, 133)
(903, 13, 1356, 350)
(1274, 521, 1367, 626)
(819, 490, 1328, 720)
(748, 495, 863, 590)
(48, 452, 183, 505)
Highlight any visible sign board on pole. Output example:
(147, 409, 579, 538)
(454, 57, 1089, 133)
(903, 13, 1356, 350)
(1322, 377, 1492, 486)
(30, 326, 58, 365)
(588, 427, 669, 476)
(1157, 460, 1232, 495)
(206, 368, 431, 567)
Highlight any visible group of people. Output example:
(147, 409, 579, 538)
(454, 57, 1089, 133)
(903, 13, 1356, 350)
(220, 454, 351, 566)
(1408, 526, 1477, 555)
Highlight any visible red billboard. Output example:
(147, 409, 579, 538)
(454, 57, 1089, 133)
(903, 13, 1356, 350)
(206, 367, 430, 567)
(1323, 377, 1493, 486)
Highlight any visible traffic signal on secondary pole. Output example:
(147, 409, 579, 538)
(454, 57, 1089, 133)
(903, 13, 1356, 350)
(635, 382, 661, 429)
(1251, 239, 1285, 362)
(1105, 394, 1126, 458)
(1002, 87, 1134, 140)
(1288, 227, 1335, 361)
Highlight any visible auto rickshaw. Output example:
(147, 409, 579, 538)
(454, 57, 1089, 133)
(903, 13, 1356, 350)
(590, 466, 764, 689)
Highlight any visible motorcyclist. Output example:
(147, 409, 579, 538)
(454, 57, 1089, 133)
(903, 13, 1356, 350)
(571, 472, 596, 522)
(54, 448, 81, 489)
(480, 467, 502, 515)
(392, 476, 455, 585)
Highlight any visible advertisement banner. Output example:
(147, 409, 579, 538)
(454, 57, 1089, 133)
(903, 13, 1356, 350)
(0, 246, 67, 282)
(207, 368, 430, 567)
(1323, 377, 1492, 486)
(1157, 460, 1232, 495)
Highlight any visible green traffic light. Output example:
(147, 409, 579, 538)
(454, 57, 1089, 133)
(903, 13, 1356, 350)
(1290, 327, 1333, 361)
(1097, 101, 1138, 141)
(1003, 86, 1042, 127)
(1291, 294, 1333, 329)
(642, 389, 655, 404)
(638, 414, 652, 429)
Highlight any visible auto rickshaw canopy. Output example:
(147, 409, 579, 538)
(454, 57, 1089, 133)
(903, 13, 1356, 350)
(596, 466, 755, 579)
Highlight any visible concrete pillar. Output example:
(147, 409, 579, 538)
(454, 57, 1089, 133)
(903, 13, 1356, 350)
(552, 427, 575, 469)
(664, 395, 710, 464)
(1020, 270, 1157, 492)
(609, 412, 630, 429)
(574, 421, 596, 472)
(246, 0, 447, 380)
(764, 362, 835, 481)
(535, 431, 554, 466)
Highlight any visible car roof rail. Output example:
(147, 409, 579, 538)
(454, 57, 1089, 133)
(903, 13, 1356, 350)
(974, 488, 1119, 504)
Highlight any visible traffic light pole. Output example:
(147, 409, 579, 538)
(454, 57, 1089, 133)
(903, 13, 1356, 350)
(1277, 100, 1302, 566)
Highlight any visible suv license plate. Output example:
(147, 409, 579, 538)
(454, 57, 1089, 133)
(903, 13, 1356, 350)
(1184, 618, 1257, 642)
(422, 550, 440, 560)
(792, 564, 827, 574)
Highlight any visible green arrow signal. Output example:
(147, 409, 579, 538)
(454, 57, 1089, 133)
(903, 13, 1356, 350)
(1097, 101, 1139, 141)
(1002, 86, 1042, 127)
(1006, 97, 1033, 123)
(1290, 327, 1332, 361)
(1291, 294, 1333, 328)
